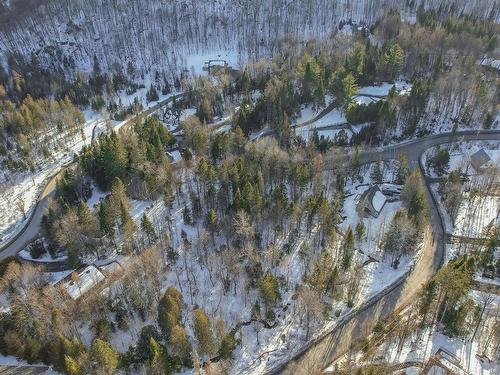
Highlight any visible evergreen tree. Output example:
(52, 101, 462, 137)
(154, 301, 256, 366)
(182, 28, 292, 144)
(395, 153, 410, 184)
(64, 355, 82, 375)
(98, 202, 114, 236)
(370, 160, 383, 184)
(192, 308, 215, 355)
(109, 177, 129, 218)
(77, 201, 99, 234)
(342, 226, 355, 270)
(259, 273, 280, 309)
(120, 200, 136, 240)
(355, 222, 366, 241)
(136, 326, 162, 362)
(148, 338, 167, 374)
(169, 324, 191, 360)
(141, 214, 156, 242)
(90, 339, 119, 373)
(206, 209, 218, 240)
(158, 288, 184, 340)
(146, 84, 159, 102)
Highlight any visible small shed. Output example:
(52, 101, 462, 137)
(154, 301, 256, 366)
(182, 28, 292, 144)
(358, 185, 387, 218)
(470, 149, 496, 173)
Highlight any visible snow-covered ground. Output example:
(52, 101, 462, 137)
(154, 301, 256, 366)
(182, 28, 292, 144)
(294, 95, 334, 126)
(86, 185, 108, 209)
(381, 328, 499, 375)
(422, 140, 500, 178)
(183, 49, 241, 76)
(430, 183, 499, 239)
(452, 193, 498, 239)
(18, 248, 67, 263)
(0, 87, 180, 249)
(0, 355, 59, 374)
(295, 108, 348, 140)
(0, 118, 100, 248)
(54, 160, 416, 374)
(326, 289, 499, 375)
(357, 80, 412, 97)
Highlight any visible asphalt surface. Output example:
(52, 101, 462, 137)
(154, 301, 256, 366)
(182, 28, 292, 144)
(264, 128, 500, 375)
(0, 94, 183, 260)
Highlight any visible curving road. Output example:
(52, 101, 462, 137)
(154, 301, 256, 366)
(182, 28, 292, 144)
(264, 128, 500, 374)
(0, 94, 184, 261)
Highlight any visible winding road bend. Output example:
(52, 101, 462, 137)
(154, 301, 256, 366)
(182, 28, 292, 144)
(0, 94, 184, 260)
(264, 129, 500, 375)
(1, 108, 499, 374)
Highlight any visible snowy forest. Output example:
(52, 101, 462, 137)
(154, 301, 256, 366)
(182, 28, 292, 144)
(0, 1, 499, 375)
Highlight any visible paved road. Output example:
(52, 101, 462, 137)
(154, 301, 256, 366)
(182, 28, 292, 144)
(0, 94, 184, 261)
(264, 129, 500, 375)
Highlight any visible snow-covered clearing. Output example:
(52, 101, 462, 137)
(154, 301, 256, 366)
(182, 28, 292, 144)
(86, 185, 108, 209)
(294, 95, 334, 126)
(381, 323, 499, 375)
(296, 127, 353, 142)
(353, 95, 379, 105)
(18, 248, 67, 263)
(430, 183, 499, 240)
(453, 193, 498, 239)
(357, 80, 412, 97)
(183, 49, 240, 75)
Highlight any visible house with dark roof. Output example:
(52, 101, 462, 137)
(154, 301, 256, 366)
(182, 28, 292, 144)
(470, 149, 496, 173)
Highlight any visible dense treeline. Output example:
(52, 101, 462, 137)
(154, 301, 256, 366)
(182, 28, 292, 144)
(0, 94, 84, 172)
(0, 9, 497, 375)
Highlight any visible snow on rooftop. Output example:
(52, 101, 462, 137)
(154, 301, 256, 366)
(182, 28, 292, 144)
(167, 150, 183, 162)
(63, 265, 105, 300)
(480, 58, 500, 70)
(357, 81, 411, 97)
(372, 190, 386, 212)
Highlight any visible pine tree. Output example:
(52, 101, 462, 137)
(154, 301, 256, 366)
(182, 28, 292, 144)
(193, 308, 215, 355)
(64, 355, 82, 375)
(90, 339, 118, 373)
(401, 170, 428, 227)
(206, 208, 217, 239)
(396, 153, 410, 184)
(98, 202, 114, 236)
(109, 177, 129, 218)
(259, 273, 280, 308)
(169, 324, 191, 360)
(77, 201, 99, 234)
(120, 200, 136, 239)
(232, 126, 245, 153)
(141, 214, 156, 242)
(370, 160, 383, 184)
(158, 287, 184, 339)
(148, 338, 167, 373)
(342, 226, 355, 270)
(355, 222, 366, 241)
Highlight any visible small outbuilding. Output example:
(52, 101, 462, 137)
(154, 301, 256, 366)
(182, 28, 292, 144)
(470, 149, 496, 173)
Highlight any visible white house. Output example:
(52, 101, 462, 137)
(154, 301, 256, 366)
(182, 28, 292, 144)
(62, 265, 105, 300)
